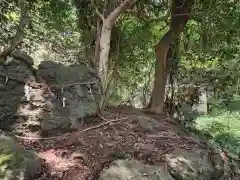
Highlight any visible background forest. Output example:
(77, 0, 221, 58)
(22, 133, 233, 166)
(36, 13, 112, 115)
(1, 0, 240, 179)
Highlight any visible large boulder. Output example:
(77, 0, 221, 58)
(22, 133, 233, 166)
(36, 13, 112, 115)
(0, 53, 35, 129)
(99, 159, 174, 180)
(33, 61, 101, 133)
(0, 135, 42, 180)
(13, 60, 101, 135)
(0, 52, 101, 135)
(16, 83, 73, 134)
(99, 149, 228, 180)
(166, 148, 225, 180)
(36, 61, 101, 119)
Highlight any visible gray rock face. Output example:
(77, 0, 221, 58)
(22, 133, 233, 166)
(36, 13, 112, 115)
(0, 52, 101, 134)
(100, 148, 227, 180)
(99, 159, 174, 180)
(196, 86, 208, 115)
(12, 50, 34, 67)
(0, 57, 35, 129)
(36, 61, 100, 118)
(166, 148, 217, 180)
(0, 135, 42, 180)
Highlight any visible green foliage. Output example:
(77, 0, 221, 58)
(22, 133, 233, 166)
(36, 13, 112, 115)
(207, 98, 227, 116)
(0, 0, 82, 65)
(178, 104, 199, 127)
(214, 132, 240, 155)
(0, 1, 19, 47)
(195, 113, 240, 156)
(203, 121, 227, 134)
(1, 0, 240, 110)
(108, 14, 168, 106)
(0, 136, 41, 179)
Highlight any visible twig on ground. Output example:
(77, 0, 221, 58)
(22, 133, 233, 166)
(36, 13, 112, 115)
(78, 117, 130, 133)
(158, 144, 187, 157)
(14, 117, 130, 140)
(97, 114, 120, 133)
(14, 134, 60, 140)
(158, 147, 176, 156)
(146, 134, 180, 139)
(97, 114, 108, 121)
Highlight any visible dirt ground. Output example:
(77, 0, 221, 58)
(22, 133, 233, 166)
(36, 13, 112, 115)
(15, 107, 206, 180)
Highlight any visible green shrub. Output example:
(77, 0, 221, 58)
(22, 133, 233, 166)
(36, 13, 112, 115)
(214, 132, 240, 155)
(203, 121, 227, 134)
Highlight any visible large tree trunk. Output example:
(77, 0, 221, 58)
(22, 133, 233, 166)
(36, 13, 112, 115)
(148, 31, 173, 113)
(148, 0, 193, 114)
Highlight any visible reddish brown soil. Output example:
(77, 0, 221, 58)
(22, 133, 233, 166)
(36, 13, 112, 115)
(15, 107, 205, 180)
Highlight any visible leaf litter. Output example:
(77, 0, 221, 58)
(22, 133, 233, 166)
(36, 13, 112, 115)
(16, 107, 204, 180)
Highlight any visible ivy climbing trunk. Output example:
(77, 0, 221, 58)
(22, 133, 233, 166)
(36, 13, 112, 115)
(148, 0, 193, 114)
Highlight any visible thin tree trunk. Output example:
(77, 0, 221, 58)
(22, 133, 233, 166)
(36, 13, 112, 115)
(96, 0, 135, 109)
(98, 22, 112, 108)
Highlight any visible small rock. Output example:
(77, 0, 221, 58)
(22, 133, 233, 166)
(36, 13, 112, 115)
(72, 152, 86, 160)
(99, 159, 174, 180)
(136, 116, 159, 133)
(166, 148, 225, 180)
(12, 50, 34, 66)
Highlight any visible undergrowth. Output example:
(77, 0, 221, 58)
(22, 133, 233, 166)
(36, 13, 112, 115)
(189, 110, 240, 158)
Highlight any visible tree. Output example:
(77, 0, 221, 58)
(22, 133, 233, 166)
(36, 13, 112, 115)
(96, 0, 136, 109)
(0, 0, 29, 61)
(73, 0, 135, 109)
(148, 0, 194, 113)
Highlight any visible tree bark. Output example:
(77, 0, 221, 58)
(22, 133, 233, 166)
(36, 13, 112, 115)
(148, 0, 193, 114)
(94, 17, 101, 67)
(148, 30, 173, 113)
(98, 22, 112, 108)
(0, 0, 29, 59)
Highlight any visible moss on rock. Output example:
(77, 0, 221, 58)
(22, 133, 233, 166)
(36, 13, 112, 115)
(0, 135, 41, 180)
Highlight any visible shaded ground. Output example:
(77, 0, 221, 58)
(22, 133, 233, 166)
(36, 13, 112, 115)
(14, 107, 207, 180)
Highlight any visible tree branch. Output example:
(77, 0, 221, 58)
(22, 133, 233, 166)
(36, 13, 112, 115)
(96, 8, 105, 21)
(0, 0, 29, 59)
(107, 0, 135, 27)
